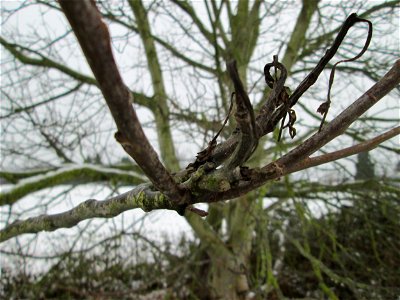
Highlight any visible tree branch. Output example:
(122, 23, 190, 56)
(265, 179, 400, 199)
(170, 0, 217, 47)
(0, 183, 175, 242)
(281, 0, 319, 71)
(58, 0, 186, 204)
(299, 0, 400, 61)
(225, 60, 258, 169)
(277, 59, 400, 167)
(185, 13, 380, 170)
(286, 126, 400, 174)
(288, 13, 373, 108)
(0, 164, 146, 206)
(204, 59, 400, 201)
(0, 36, 153, 108)
(2, 140, 399, 243)
(129, 0, 180, 171)
(2, 10, 398, 242)
(0, 83, 83, 119)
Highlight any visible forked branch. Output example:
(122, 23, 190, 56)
(1, 9, 399, 242)
(58, 0, 187, 204)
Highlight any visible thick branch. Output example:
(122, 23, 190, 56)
(58, 0, 185, 203)
(0, 183, 175, 242)
(2, 103, 398, 241)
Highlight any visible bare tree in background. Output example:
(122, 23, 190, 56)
(1, 0, 399, 299)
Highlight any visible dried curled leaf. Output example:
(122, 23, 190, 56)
(317, 101, 330, 115)
(318, 14, 373, 131)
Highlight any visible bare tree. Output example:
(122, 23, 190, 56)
(1, 0, 399, 298)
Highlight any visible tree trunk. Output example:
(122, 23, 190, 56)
(209, 257, 249, 299)
(206, 195, 255, 299)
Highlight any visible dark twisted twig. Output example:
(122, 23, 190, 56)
(208, 59, 400, 202)
(263, 55, 297, 141)
(225, 60, 258, 169)
(186, 92, 234, 170)
(288, 13, 373, 109)
(318, 16, 373, 131)
(256, 55, 290, 138)
(185, 13, 375, 170)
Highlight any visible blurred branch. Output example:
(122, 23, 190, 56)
(0, 36, 153, 108)
(170, 0, 217, 47)
(0, 83, 83, 119)
(0, 168, 57, 184)
(0, 36, 96, 84)
(39, 129, 72, 163)
(129, 0, 180, 170)
(266, 178, 400, 199)
(0, 164, 146, 206)
(281, 0, 319, 71)
(290, 238, 371, 292)
(99, 8, 216, 73)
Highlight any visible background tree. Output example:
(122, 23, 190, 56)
(1, 1, 399, 299)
